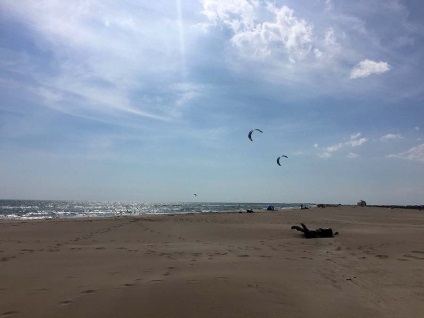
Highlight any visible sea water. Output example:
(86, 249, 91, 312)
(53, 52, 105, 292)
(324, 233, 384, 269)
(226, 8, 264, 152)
(0, 200, 314, 220)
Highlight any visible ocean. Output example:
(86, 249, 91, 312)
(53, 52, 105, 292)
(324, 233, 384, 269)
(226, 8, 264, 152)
(0, 200, 313, 220)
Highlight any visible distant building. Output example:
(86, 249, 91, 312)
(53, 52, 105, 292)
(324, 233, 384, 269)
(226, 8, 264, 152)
(357, 200, 366, 207)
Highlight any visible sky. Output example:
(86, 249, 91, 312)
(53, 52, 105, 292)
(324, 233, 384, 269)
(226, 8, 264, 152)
(1, 0, 423, 204)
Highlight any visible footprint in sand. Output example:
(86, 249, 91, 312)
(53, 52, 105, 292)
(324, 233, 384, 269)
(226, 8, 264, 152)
(375, 255, 389, 259)
(247, 283, 258, 288)
(301, 256, 313, 260)
(30, 288, 48, 294)
(109, 271, 121, 275)
(404, 254, 424, 260)
(150, 279, 163, 283)
(0, 311, 19, 317)
(59, 300, 74, 306)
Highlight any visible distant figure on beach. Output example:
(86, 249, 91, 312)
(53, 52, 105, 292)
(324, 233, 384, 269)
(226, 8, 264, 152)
(291, 223, 338, 238)
(357, 200, 366, 207)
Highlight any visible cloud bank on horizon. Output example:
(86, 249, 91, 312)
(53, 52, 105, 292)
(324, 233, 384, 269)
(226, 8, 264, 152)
(1, 0, 423, 203)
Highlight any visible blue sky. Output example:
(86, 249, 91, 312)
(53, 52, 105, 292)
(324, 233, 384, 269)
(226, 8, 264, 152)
(1, 0, 423, 204)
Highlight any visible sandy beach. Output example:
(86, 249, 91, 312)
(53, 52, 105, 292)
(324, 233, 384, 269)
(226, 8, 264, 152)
(1, 206, 423, 318)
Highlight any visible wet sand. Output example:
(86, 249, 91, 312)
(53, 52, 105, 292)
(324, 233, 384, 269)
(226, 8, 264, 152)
(1, 206, 424, 318)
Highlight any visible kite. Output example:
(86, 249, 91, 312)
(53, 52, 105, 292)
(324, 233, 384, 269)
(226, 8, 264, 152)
(248, 129, 263, 141)
(277, 155, 288, 166)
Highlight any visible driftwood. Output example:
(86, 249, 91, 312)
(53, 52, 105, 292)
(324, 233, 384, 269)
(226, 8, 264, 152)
(291, 223, 338, 238)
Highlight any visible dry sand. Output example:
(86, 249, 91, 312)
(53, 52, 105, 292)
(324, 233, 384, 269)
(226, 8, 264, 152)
(1, 206, 424, 318)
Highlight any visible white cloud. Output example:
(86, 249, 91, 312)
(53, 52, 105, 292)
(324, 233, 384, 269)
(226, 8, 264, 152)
(314, 48, 323, 59)
(201, 0, 258, 31)
(350, 59, 391, 79)
(317, 133, 368, 158)
(380, 133, 403, 141)
(326, 143, 343, 152)
(2, 1, 193, 124)
(350, 132, 361, 140)
(348, 137, 368, 147)
(415, 126, 420, 131)
(324, 28, 338, 47)
(347, 152, 358, 159)
(199, 0, 422, 100)
(388, 143, 424, 163)
(324, 0, 333, 11)
(202, 0, 314, 61)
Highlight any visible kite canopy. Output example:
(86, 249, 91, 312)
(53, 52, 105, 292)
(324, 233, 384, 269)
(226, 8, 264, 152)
(277, 155, 288, 166)
(248, 128, 263, 141)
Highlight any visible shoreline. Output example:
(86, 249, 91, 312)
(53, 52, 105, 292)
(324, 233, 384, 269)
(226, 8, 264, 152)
(2, 201, 423, 222)
(2, 204, 423, 223)
(0, 201, 314, 221)
(317, 204, 424, 210)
